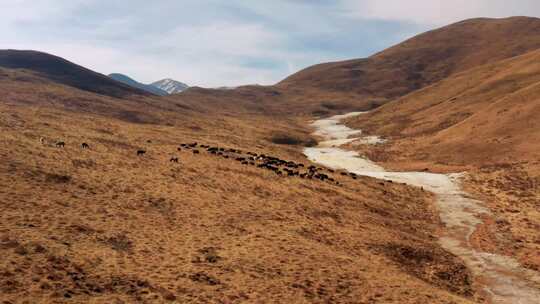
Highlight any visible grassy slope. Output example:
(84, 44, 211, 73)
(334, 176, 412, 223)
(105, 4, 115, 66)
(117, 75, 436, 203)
(0, 69, 478, 303)
(0, 50, 150, 98)
(345, 48, 540, 273)
(346, 48, 540, 169)
(277, 17, 540, 114)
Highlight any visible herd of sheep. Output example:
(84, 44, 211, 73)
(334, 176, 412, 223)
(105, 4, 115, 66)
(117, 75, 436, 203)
(174, 142, 359, 185)
(45, 138, 360, 185)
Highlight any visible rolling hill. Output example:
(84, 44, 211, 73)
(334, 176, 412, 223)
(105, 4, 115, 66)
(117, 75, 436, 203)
(341, 25, 540, 275)
(277, 17, 540, 113)
(0, 50, 149, 98)
(346, 48, 540, 169)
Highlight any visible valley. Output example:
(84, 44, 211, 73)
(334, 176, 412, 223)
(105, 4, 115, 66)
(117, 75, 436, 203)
(1, 14, 539, 304)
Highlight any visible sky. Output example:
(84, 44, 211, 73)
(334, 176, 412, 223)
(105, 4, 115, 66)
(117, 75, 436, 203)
(1, 0, 539, 87)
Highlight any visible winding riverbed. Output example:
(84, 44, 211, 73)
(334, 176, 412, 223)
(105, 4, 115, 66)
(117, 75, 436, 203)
(304, 112, 540, 304)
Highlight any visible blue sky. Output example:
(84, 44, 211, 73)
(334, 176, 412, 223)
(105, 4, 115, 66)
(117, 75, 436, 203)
(1, 0, 539, 87)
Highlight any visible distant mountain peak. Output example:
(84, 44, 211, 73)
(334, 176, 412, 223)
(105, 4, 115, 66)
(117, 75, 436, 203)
(151, 78, 189, 94)
(108, 73, 168, 96)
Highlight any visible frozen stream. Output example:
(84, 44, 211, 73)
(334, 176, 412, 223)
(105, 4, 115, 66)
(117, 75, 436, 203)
(304, 112, 540, 303)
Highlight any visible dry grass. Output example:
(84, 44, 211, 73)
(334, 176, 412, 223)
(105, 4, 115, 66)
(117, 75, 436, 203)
(464, 166, 540, 272)
(344, 47, 540, 275)
(6, 18, 540, 302)
(0, 76, 478, 303)
(278, 17, 540, 113)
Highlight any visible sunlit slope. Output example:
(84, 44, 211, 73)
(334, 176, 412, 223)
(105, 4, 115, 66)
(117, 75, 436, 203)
(348, 48, 540, 168)
(279, 17, 540, 112)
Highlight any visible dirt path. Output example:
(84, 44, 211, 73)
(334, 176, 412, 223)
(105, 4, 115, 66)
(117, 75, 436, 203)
(304, 112, 540, 304)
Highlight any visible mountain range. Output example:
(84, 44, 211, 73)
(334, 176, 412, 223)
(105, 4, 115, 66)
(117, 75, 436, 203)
(108, 73, 188, 96)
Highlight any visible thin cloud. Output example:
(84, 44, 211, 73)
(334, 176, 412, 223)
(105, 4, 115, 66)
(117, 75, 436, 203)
(342, 0, 540, 25)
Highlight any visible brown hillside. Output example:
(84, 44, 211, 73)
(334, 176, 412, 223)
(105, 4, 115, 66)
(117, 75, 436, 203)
(344, 48, 540, 273)
(0, 50, 150, 98)
(346, 48, 540, 168)
(278, 17, 540, 111)
(0, 60, 479, 302)
(169, 17, 540, 117)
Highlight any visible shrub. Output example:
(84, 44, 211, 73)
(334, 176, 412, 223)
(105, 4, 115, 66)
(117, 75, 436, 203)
(270, 133, 318, 147)
(45, 173, 71, 183)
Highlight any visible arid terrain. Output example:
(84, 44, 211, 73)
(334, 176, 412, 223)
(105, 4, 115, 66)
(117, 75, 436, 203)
(1, 16, 540, 304)
(343, 35, 540, 275)
(0, 67, 476, 303)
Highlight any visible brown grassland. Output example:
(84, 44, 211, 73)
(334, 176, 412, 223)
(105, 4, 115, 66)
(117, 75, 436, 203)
(0, 69, 480, 303)
(344, 45, 540, 274)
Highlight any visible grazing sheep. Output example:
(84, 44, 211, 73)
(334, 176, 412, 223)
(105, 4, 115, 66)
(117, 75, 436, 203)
(137, 150, 146, 156)
(170, 157, 179, 163)
(81, 143, 90, 149)
(286, 162, 297, 168)
(56, 141, 65, 148)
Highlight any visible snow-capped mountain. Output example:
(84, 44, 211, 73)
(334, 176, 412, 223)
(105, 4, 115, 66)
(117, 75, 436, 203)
(151, 78, 189, 94)
(109, 73, 168, 96)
